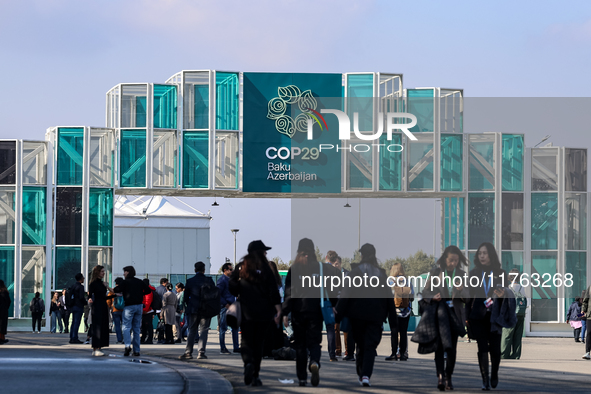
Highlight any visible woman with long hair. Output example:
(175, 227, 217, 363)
(418, 245, 468, 390)
(0, 280, 10, 344)
(88, 265, 112, 356)
(385, 263, 414, 361)
(229, 240, 281, 387)
(282, 238, 339, 387)
(50, 292, 63, 333)
(466, 242, 508, 390)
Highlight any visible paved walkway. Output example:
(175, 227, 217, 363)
(4, 330, 591, 393)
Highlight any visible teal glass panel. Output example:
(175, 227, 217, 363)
(22, 187, 46, 245)
(57, 128, 84, 185)
(347, 74, 374, 131)
(532, 148, 558, 191)
(502, 134, 524, 191)
(444, 198, 450, 246)
(348, 148, 372, 189)
(566, 193, 587, 250)
(468, 193, 495, 249)
(195, 85, 209, 129)
(531, 252, 557, 321)
(21, 246, 45, 317)
(89, 189, 113, 246)
(501, 251, 523, 274)
(441, 134, 463, 191)
(183, 131, 209, 188)
(0, 246, 14, 317)
(55, 247, 81, 291)
(531, 193, 558, 250)
(407, 89, 434, 133)
(501, 193, 523, 250)
(379, 133, 402, 190)
(121, 85, 147, 128)
(566, 251, 586, 314)
(154, 85, 177, 129)
(120, 130, 147, 187)
(468, 250, 477, 271)
(216, 72, 239, 130)
(136, 97, 147, 127)
(408, 135, 434, 190)
(469, 135, 495, 191)
(566, 149, 587, 191)
(0, 188, 15, 244)
(443, 197, 465, 250)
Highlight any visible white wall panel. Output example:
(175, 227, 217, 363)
(170, 228, 185, 273)
(144, 228, 159, 274)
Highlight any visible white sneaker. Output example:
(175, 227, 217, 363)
(93, 350, 105, 357)
(361, 376, 370, 387)
(583, 352, 590, 360)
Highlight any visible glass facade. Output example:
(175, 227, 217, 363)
(443, 197, 465, 249)
(468, 193, 495, 249)
(55, 187, 82, 246)
(0, 246, 14, 317)
(501, 193, 523, 250)
(0, 141, 16, 185)
(153, 130, 177, 188)
(55, 247, 81, 291)
(183, 71, 209, 130)
(469, 134, 495, 191)
(22, 187, 46, 245)
(153, 85, 177, 129)
(120, 129, 147, 188)
(89, 189, 113, 247)
(565, 193, 587, 250)
(57, 128, 84, 186)
(441, 134, 463, 191)
(215, 132, 238, 189)
(0, 188, 16, 244)
(347, 142, 373, 190)
(347, 74, 374, 131)
(407, 89, 434, 133)
(532, 148, 558, 191)
(23, 142, 47, 185)
(501, 251, 523, 274)
(502, 134, 524, 191)
(379, 133, 402, 191)
(531, 193, 558, 250)
(566, 148, 587, 192)
(121, 85, 147, 128)
(20, 246, 45, 317)
(88, 247, 112, 285)
(531, 252, 557, 322)
(407, 134, 434, 190)
(89, 129, 113, 187)
(183, 131, 209, 188)
(216, 72, 239, 130)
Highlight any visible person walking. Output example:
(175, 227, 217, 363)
(385, 262, 414, 362)
(582, 287, 591, 359)
(60, 289, 70, 334)
(68, 273, 87, 343)
(112, 266, 152, 357)
(413, 245, 468, 391)
(162, 283, 178, 344)
(567, 297, 583, 343)
(175, 282, 185, 343)
(332, 256, 352, 359)
(50, 292, 63, 333)
(282, 238, 339, 387)
(336, 243, 396, 387)
(88, 265, 112, 356)
(141, 278, 156, 344)
(229, 241, 282, 387)
(324, 250, 339, 361)
(581, 291, 587, 344)
(107, 277, 124, 344)
(217, 262, 240, 354)
(0, 280, 11, 344)
(465, 242, 510, 390)
(30, 292, 45, 333)
(501, 269, 527, 359)
(155, 278, 169, 344)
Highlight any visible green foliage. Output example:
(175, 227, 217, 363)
(380, 250, 435, 277)
(315, 246, 324, 263)
(271, 256, 290, 271)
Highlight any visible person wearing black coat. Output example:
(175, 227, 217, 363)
(88, 265, 113, 356)
(335, 243, 396, 387)
(229, 240, 281, 387)
(282, 238, 340, 387)
(0, 280, 11, 344)
(416, 245, 469, 391)
(465, 242, 507, 391)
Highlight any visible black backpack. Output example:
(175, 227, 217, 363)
(30, 298, 43, 313)
(66, 285, 76, 308)
(199, 280, 221, 319)
(151, 290, 163, 311)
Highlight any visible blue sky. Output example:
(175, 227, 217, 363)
(1, 1, 590, 272)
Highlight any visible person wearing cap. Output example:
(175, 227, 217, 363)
(282, 238, 340, 387)
(229, 240, 281, 387)
(335, 243, 396, 387)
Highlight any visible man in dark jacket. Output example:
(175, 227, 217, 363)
(155, 278, 169, 344)
(180, 261, 215, 360)
(69, 273, 87, 344)
(113, 266, 152, 357)
(217, 262, 239, 354)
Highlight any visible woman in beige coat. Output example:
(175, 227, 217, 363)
(162, 283, 178, 344)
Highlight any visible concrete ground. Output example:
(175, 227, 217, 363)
(3, 330, 590, 393)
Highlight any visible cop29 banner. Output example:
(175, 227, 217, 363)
(243, 72, 342, 193)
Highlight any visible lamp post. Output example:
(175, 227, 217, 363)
(231, 229, 239, 265)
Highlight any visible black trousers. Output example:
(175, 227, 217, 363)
(435, 335, 458, 376)
(292, 315, 323, 381)
(165, 324, 174, 343)
(586, 319, 591, 352)
(62, 310, 70, 332)
(389, 313, 409, 355)
(351, 319, 382, 379)
(32, 312, 43, 331)
(241, 320, 270, 378)
(141, 313, 154, 343)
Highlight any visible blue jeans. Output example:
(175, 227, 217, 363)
(70, 306, 84, 341)
(326, 322, 336, 358)
(51, 311, 63, 333)
(582, 319, 587, 342)
(112, 311, 123, 343)
(123, 304, 143, 353)
(219, 307, 240, 351)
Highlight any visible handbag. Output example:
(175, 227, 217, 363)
(319, 262, 335, 325)
(227, 297, 241, 329)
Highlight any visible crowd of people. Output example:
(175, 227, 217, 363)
(0, 238, 586, 391)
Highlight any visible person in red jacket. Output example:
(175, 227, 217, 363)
(141, 279, 156, 344)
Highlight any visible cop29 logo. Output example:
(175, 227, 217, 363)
(266, 85, 322, 139)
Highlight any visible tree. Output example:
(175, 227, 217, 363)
(381, 257, 405, 276)
(403, 250, 436, 277)
(270, 256, 290, 271)
(315, 247, 324, 263)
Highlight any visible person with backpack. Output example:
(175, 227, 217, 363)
(67, 273, 87, 343)
(107, 277, 125, 344)
(30, 292, 45, 333)
(566, 297, 583, 343)
(501, 268, 527, 359)
(179, 261, 219, 360)
(141, 278, 157, 344)
(229, 241, 281, 387)
(385, 262, 414, 362)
